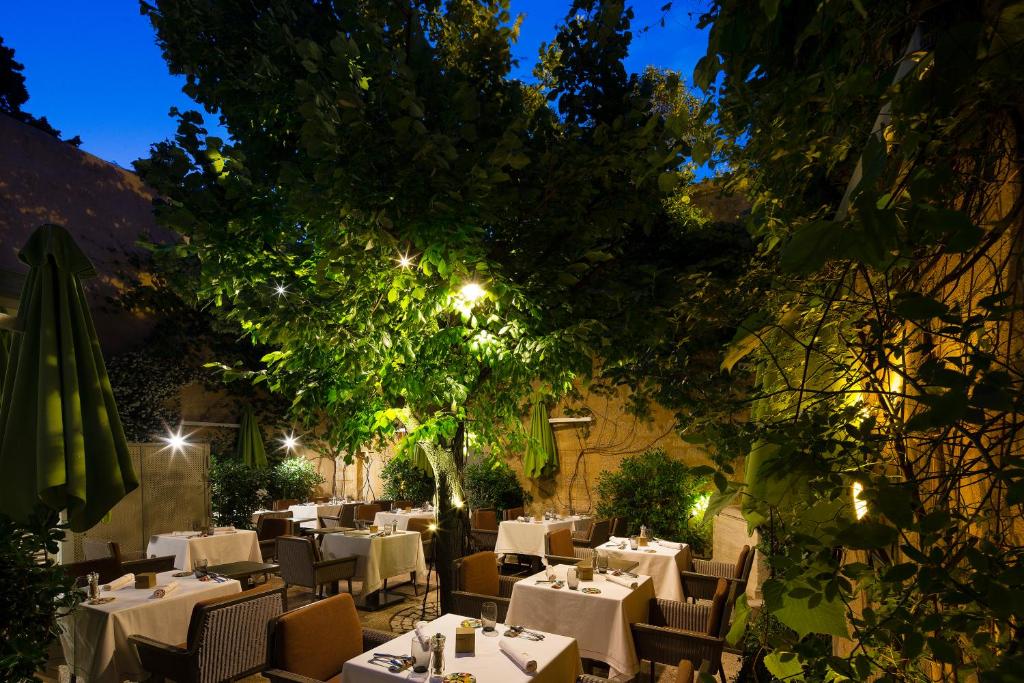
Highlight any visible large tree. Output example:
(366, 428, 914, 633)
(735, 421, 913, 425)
(138, 0, 711, 607)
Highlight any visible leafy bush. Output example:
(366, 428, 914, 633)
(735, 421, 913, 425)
(596, 449, 712, 555)
(381, 455, 434, 504)
(270, 456, 325, 501)
(209, 456, 271, 529)
(464, 459, 530, 512)
(0, 509, 79, 681)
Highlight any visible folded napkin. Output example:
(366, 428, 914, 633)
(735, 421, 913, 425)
(499, 638, 538, 673)
(151, 581, 180, 599)
(656, 539, 684, 550)
(103, 574, 134, 591)
(606, 574, 638, 589)
(415, 621, 431, 648)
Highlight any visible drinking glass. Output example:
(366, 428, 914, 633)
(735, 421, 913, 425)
(629, 536, 639, 550)
(567, 566, 580, 590)
(193, 557, 209, 577)
(481, 601, 498, 632)
(410, 635, 431, 673)
(598, 554, 609, 574)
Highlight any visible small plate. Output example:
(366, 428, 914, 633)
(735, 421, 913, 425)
(460, 618, 482, 628)
(443, 674, 476, 683)
(644, 549, 657, 553)
(581, 587, 601, 594)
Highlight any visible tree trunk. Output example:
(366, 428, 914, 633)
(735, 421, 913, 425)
(435, 421, 470, 615)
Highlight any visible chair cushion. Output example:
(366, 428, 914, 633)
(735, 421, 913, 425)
(706, 578, 729, 636)
(458, 552, 499, 597)
(676, 659, 694, 683)
(272, 593, 363, 681)
(472, 509, 498, 531)
(547, 528, 574, 557)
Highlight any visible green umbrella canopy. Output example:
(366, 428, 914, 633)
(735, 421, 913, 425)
(0, 224, 138, 531)
(523, 399, 559, 479)
(235, 405, 269, 468)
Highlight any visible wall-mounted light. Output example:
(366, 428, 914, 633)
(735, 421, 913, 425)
(160, 426, 191, 454)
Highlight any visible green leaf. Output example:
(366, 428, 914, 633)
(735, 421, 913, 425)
(839, 521, 899, 549)
(780, 220, 841, 274)
(892, 292, 949, 320)
(726, 593, 750, 646)
(657, 172, 679, 192)
(764, 652, 804, 680)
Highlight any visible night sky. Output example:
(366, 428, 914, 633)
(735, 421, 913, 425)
(1, 1, 710, 169)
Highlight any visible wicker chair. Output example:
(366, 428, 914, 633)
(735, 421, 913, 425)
(576, 658, 709, 683)
(82, 538, 117, 560)
(123, 554, 177, 575)
(319, 514, 346, 529)
(354, 503, 382, 528)
(544, 528, 596, 566)
(631, 578, 735, 683)
(257, 517, 296, 562)
(372, 499, 393, 511)
(60, 555, 123, 584)
(470, 508, 499, 552)
(680, 545, 754, 602)
(131, 584, 285, 683)
(573, 519, 610, 548)
(273, 499, 300, 511)
(503, 506, 525, 521)
(338, 503, 359, 528)
(609, 516, 630, 537)
(391, 500, 414, 510)
(264, 593, 392, 683)
(451, 551, 522, 623)
(276, 535, 357, 607)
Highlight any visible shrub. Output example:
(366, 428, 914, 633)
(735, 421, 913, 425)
(596, 448, 713, 555)
(209, 456, 271, 529)
(464, 459, 530, 513)
(270, 456, 325, 501)
(0, 509, 79, 681)
(380, 455, 434, 504)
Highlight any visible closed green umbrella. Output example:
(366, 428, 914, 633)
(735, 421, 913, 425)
(235, 405, 268, 468)
(0, 224, 138, 531)
(523, 399, 559, 479)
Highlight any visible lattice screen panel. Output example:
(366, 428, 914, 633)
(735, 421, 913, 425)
(64, 442, 210, 562)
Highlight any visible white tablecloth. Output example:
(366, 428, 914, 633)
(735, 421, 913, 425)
(373, 509, 435, 530)
(146, 530, 262, 570)
(320, 530, 427, 597)
(288, 503, 344, 529)
(597, 537, 691, 602)
(495, 519, 576, 558)
(59, 571, 241, 683)
(342, 612, 582, 683)
(506, 564, 655, 681)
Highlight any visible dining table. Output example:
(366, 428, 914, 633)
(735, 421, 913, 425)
(341, 612, 583, 682)
(288, 502, 345, 529)
(505, 563, 655, 681)
(494, 517, 576, 560)
(146, 528, 262, 570)
(372, 507, 435, 531)
(320, 529, 426, 609)
(59, 570, 241, 683)
(597, 536, 691, 602)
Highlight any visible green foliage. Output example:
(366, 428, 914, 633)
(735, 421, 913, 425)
(208, 455, 271, 529)
(595, 449, 712, 555)
(271, 456, 325, 502)
(463, 459, 530, 512)
(0, 509, 79, 681)
(677, 1, 1024, 679)
(380, 454, 434, 504)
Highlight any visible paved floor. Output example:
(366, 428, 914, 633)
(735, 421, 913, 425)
(42, 573, 741, 682)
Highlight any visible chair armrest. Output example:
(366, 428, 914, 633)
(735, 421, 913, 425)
(314, 555, 357, 570)
(264, 668, 324, 683)
(630, 623, 725, 665)
(545, 554, 580, 566)
(362, 628, 394, 651)
(651, 597, 711, 631)
(314, 555, 357, 581)
(498, 574, 522, 598)
(130, 635, 192, 680)
(679, 571, 730, 602)
(122, 555, 175, 575)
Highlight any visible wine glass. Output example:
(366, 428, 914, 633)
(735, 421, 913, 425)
(481, 601, 498, 633)
(629, 536, 639, 550)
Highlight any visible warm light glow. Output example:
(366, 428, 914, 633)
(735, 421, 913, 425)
(459, 282, 486, 302)
(160, 426, 190, 454)
(280, 431, 300, 452)
(690, 492, 711, 519)
(453, 496, 465, 509)
(274, 283, 288, 297)
(852, 481, 868, 520)
(428, 522, 438, 532)
(397, 251, 416, 269)
(888, 370, 903, 396)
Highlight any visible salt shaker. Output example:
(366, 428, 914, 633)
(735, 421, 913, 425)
(430, 633, 445, 676)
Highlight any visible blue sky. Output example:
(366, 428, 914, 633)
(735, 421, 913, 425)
(0, 1, 710, 169)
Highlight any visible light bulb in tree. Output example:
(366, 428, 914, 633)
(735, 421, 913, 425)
(281, 431, 300, 452)
(274, 283, 288, 297)
(459, 282, 486, 302)
(397, 251, 415, 269)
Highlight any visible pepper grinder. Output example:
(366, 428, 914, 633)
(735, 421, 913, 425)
(430, 633, 445, 676)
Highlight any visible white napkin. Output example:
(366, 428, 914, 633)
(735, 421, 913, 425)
(606, 574, 638, 589)
(415, 621, 431, 648)
(103, 574, 134, 591)
(151, 581, 180, 599)
(657, 539, 684, 550)
(499, 638, 538, 673)
(214, 526, 236, 533)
